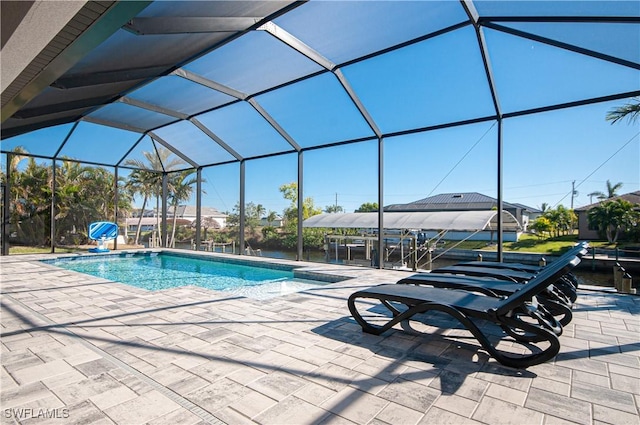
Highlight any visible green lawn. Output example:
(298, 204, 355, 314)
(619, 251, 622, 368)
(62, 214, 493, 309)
(9, 246, 83, 255)
(441, 234, 626, 256)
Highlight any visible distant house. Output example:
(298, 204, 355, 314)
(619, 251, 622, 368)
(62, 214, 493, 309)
(385, 192, 537, 230)
(384, 192, 537, 241)
(125, 206, 228, 232)
(125, 217, 157, 233)
(173, 206, 228, 229)
(574, 191, 640, 240)
(260, 215, 284, 227)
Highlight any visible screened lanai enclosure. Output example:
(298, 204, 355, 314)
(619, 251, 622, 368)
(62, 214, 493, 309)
(2, 1, 639, 266)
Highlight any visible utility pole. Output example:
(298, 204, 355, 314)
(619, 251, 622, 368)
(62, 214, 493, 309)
(570, 180, 576, 209)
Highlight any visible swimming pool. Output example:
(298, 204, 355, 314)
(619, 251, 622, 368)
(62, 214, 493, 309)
(44, 252, 336, 300)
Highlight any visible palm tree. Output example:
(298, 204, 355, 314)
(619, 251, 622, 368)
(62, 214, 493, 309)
(255, 204, 266, 223)
(588, 199, 638, 243)
(604, 180, 623, 198)
(587, 180, 623, 205)
(606, 97, 640, 125)
(587, 191, 605, 203)
(168, 169, 198, 247)
(125, 169, 155, 245)
(125, 147, 186, 245)
(266, 211, 278, 226)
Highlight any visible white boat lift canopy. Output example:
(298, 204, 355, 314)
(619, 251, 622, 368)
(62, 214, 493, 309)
(303, 210, 522, 232)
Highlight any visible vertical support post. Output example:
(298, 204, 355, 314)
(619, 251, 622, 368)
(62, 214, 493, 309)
(161, 172, 168, 248)
(497, 118, 503, 262)
(114, 166, 119, 250)
(324, 234, 329, 262)
(239, 160, 245, 255)
(297, 151, 304, 261)
(195, 167, 202, 252)
(2, 154, 11, 255)
(621, 273, 635, 294)
(377, 136, 384, 269)
(51, 159, 57, 253)
(412, 236, 417, 271)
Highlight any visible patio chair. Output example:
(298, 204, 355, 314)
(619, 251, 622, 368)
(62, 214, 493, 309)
(412, 242, 589, 305)
(348, 255, 581, 368)
(397, 271, 573, 326)
(447, 242, 589, 292)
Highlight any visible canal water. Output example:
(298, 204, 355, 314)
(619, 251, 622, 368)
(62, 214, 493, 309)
(240, 249, 620, 289)
(167, 244, 629, 289)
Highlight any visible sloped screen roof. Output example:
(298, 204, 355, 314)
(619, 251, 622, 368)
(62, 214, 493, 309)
(303, 210, 522, 232)
(2, 1, 638, 171)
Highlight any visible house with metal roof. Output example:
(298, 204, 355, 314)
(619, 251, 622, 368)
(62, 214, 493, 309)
(384, 192, 538, 232)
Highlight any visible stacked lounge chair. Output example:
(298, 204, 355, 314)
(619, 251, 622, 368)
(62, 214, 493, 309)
(394, 242, 589, 326)
(348, 245, 587, 368)
(423, 241, 588, 302)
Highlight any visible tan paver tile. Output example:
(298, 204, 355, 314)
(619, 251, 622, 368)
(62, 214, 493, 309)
(41, 369, 87, 389)
(592, 404, 640, 425)
(188, 358, 242, 384)
(571, 380, 638, 414)
(352, 355, 408, 383)
(74, 358, 120, 378)
(213, 406, 256, 425)
(530, 376, 570, 396)
(88, 385, 138, 410)
(475, 363, 532, 392)
(146, 408, 204, 425)
(103, 390, 181, 425)
(1, 349, 45, 374)
(247, 370, 308, 401)
(377, 378, 440, 412)
(25, 400, 112, 425)
(4, 394, 65, 425)
(322, 387, 389, 424)
(419, 406, 481, 424)
(187, 378, 250, 414)
(254, 395, 330, 425)
(428, 371, 488, 402)
(64, 350, 104, 366)
(0, 366, 18, 391)
(474, 396, 544, 425)
(525, 387, 591, 425)
(433, 393, 478, 417)
(51, 373, 123, 405)
(485, 382, 527, 406)
(10, 359, 75, 385)
(229, 388, 278, 419)
(305, 363, 360, 391)
(611, 372, 640, 394)
(554, 356, 609, 376)
(543, 415, 587, 425)
(375, 402, 423, 425)
(295, 382, 338, 405)
(572, 369, 611, 388)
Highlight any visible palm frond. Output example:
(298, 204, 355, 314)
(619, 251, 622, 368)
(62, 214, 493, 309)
(606, 97, 640, 125)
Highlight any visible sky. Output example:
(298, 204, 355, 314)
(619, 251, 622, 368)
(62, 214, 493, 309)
(2, 1, 639, 217)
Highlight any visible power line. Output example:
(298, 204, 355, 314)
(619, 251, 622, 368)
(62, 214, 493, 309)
(427, 121, 497, 197)
(554, 130, 639, 207)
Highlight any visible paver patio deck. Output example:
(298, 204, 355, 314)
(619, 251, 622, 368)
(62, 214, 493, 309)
(1, 251, 638, 425)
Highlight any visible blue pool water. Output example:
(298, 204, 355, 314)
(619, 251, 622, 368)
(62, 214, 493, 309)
(44, 252, 330, 299)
